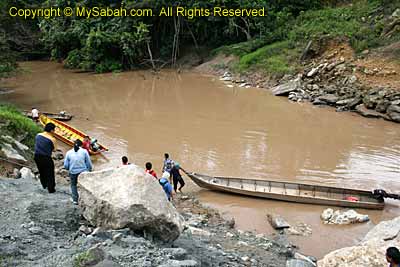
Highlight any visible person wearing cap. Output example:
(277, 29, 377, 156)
(170, 162, 185, 193)
(159, 172, 174, 201)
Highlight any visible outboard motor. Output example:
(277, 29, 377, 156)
(90, 138, 100, 152)
(373, 189, 400, 201)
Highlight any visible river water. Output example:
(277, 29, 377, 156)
(2, 61, 400, 258)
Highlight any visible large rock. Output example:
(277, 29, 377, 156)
(78, 165, 184, 242)
(271, 78, 301, 96)
(318, 216, 400, 267)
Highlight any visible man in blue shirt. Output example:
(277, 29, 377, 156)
(162, 153, 174, 181)
(64, 140, 92, 205)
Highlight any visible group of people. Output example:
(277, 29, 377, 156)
(122, 153, 185, 201)
(34, 122, 185, 205)
(30, 123, 400, 265)
(34, 122, 93, 205)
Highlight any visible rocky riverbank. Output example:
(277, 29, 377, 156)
(0, 149, 302, 267)
(198, 39, 400, 124)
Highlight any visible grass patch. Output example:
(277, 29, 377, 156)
(289, 0, 384, 52)
(212, 39, 270, 57)
(0, 103, 41, 148)
(236, 41, 300, 75)
(73, 250, 96, 267)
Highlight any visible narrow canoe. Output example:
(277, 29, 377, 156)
(39, 115, 108, 155)
(24, 110, 73, 121)
(183, 171, 385, 210)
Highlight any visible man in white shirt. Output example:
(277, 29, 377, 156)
(31, 107, 39, 122)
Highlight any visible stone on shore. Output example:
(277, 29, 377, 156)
(20, 167, 35, 180)
(317, 94, 339, 105)
(1, 143, 27, 163)
(387, 104, 400, 122)
(78, 165, 184, 242)
(321, 209, 369, 225)
(355, 104, 388, 119)
(267, 214, 290, 229)
(318, 216, 400, 267)
(271, 78, 301, 96)
(286, 259, 315, 267)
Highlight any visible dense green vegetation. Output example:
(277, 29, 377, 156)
(214, 0, 399, 75)
(0, 0, 398, 76)
(0, 104, 41, 148)
(0, 0, 45, 76)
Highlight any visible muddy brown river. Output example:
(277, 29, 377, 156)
(2, 61, 400, 258)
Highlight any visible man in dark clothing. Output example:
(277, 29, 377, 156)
(34, 123, 57, 193)
(170, 162, 185, 193)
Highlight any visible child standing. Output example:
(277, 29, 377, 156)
(145, 162, 157, 179)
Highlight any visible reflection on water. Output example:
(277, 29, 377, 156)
(2, 61, 400, 258)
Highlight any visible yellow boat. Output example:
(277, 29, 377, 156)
(39, 115, 108, 155)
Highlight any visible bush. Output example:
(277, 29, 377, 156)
(65, 49, 84, 69)
(94, 59, 123, 73)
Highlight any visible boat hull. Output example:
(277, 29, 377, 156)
(185, 172, 384, 210)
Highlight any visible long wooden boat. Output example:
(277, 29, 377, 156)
(39, 115, 108, 155)
(24, 110, 73, 121)
(183, 171, 385, 210)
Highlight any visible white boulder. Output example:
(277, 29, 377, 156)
(20, 167, 35, 180)
(321, 208, 334, 221)
(78, 165, 183, 242)
(321, 209, 369, 225)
